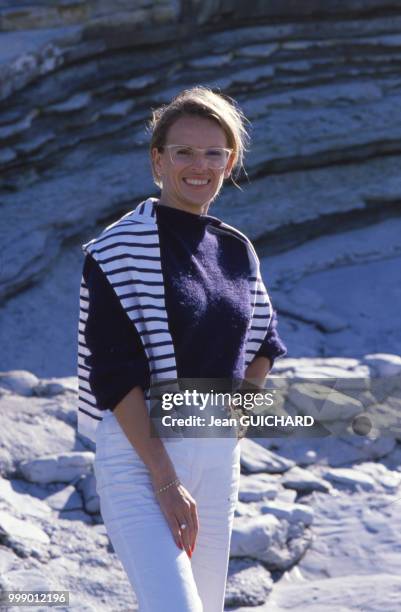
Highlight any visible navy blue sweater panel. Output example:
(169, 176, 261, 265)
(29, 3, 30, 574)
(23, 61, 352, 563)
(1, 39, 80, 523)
(156, 203, 252, 382)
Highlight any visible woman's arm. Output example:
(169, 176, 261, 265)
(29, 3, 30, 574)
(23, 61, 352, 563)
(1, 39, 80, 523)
(113, 385, 177, 487)
(83, 254, 198, 556)
(112, 386, 198, 557)
(244, 355, 272, 389)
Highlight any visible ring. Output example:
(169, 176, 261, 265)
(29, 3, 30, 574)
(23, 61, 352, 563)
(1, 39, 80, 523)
(180, 523, 187, 530)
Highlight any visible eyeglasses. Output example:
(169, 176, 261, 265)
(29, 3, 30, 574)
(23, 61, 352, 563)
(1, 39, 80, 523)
(160, 144, 233, 169)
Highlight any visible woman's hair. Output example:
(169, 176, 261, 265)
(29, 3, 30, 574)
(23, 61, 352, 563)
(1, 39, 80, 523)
(146, 85, 250, 190)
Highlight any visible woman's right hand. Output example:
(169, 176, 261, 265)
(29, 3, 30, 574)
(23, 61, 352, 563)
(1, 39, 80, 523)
(152, 477, 199, 559)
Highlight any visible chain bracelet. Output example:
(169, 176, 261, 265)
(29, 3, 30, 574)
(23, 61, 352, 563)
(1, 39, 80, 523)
(155, 477, 180, 495)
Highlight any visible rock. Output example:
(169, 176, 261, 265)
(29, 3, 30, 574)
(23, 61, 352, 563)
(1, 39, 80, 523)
(0, 477, 51, 519)
(322, 467, 376, 491)
(123, 74, 158, 91)
(100, 100, 135, 118)
(288, 382, 363, 427)
(260, 500, 314, 527)
(33, 376, 78, 397)
(19, 452, 94, 484)
(0, 567, 53, 591)
(281, 466, 331, 493)
(47, 92, 91, 113)
(0, 510, 50, 557)
(273, 290, 348, 332)
(261, 435, 396, 467)
(362, 353, 401, 378)
(225, 557, 273, 607)
(238, 473, 280, 502)
(187, 54, 231, 69)
(45, 485, 83, 511)
(0, 546, 18, 574)
(240, 439, 295, 474)
(0, 394, 87, 476)
(356, 462, 401, 489)
(267, 573, 401, 612)
(58, 509, 93, 523)
(231, 514, 312, 570)
(76, 474, 100, 514)
(0, 370, 39, 396)
(236, 43, 278, 58)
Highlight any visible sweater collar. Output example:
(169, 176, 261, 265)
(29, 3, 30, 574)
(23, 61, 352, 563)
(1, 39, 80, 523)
(130, 197, 158, 225)
(129, 197, 221, 226)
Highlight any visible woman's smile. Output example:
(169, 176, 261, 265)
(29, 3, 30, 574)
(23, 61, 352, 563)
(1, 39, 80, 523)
(182, 177, 211, 188)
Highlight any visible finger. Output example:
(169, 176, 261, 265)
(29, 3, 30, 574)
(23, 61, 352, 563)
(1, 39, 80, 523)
(177, 517, 192, 558)
(162, 510, 183, 551)
(191, 503, 199, 550)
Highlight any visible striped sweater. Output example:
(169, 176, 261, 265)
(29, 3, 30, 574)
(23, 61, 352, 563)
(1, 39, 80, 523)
(77, 197, 280, 443)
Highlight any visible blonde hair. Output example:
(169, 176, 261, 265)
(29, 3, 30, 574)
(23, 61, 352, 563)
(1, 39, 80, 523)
(147, 86, 250, 190)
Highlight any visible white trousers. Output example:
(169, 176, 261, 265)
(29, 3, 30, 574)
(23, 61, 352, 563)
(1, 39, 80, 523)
(94, 410, 241, 611)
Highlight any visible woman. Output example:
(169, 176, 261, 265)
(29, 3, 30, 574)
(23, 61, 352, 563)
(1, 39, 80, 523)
(77, 86, 287, 611)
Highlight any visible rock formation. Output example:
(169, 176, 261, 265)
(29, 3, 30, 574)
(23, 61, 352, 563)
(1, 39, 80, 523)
(1, 1, 401, 609)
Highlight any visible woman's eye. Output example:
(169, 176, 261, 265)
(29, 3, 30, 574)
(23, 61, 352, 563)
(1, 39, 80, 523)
(206, 149, 223, 157)
(176, 148, 192, 156)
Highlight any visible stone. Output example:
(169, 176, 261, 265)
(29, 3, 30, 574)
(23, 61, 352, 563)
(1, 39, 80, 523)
(0, 567, 53, 592)
(76, 474, 100, 514)
(231, 514, 312, 570)
(356, 461, 401, 489)
(0, 545, 17, 574)
(225, 557, 273, 607)
(123, 74, 158, 91)
(33, 376, 78, 397)
(100, 100, 135, 117)
(273, 291, 348, 333)
(0, 477, 52, 519)
(19, 452, 94, 484)
(260, 500, 314, 527)
(187, 54, 231, 69)
(45, 485, 83, 511)
(362, 353, 401, 378)
(0, 370, 39, 396)
(281, 466, 331, 493)
(288, 382, 363, 426)
(268, 573, 401, 612)
(240, 438, 295, 473)
(0, 510, 49, 557)
(0, 394, 87, 476)
(322, 467, 376, 491)
(236, 43, 279, 58)
(47, 92, 91, 113)
(238, 473, 280, 502)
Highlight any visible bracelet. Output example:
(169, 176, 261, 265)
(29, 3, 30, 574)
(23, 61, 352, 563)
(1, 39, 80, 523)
(155, 477, 180, 495)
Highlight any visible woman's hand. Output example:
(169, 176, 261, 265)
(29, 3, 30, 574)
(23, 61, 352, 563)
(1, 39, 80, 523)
(152, 476, 199, 559)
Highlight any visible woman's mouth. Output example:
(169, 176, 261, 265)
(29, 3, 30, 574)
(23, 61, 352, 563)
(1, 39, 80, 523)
(182, 178, 211, 187)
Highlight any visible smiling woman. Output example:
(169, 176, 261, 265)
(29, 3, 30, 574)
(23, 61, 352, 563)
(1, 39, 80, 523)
(148, 86, 250, 215)
(78, 85, 287, 612)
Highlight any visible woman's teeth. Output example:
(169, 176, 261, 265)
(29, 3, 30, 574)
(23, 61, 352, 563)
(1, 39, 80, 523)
(183, 178, 209, 186)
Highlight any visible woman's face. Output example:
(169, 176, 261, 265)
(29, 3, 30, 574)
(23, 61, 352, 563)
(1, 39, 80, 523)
(152, 115, 235, 214)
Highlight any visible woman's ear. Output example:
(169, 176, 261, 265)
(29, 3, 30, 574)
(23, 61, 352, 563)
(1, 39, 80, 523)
(152, 147, 163, 180)
(224, 152, 236, 180)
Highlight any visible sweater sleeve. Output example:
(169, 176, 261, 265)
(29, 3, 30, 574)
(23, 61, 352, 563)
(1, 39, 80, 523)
(82, 253, 150, 410)
(254, 308, 288, 369)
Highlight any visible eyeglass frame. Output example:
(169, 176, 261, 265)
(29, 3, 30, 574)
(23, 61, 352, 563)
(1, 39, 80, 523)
(158, 144, 234, 170)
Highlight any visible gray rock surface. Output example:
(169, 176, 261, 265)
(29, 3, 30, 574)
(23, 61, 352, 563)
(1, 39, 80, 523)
(0, 359, 399, 610)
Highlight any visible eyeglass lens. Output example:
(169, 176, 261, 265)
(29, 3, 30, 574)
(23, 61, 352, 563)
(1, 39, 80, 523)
(170, 146, 230, 168)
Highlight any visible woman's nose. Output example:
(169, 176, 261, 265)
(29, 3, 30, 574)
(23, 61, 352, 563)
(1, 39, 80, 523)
(190, 152, 208, 170)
